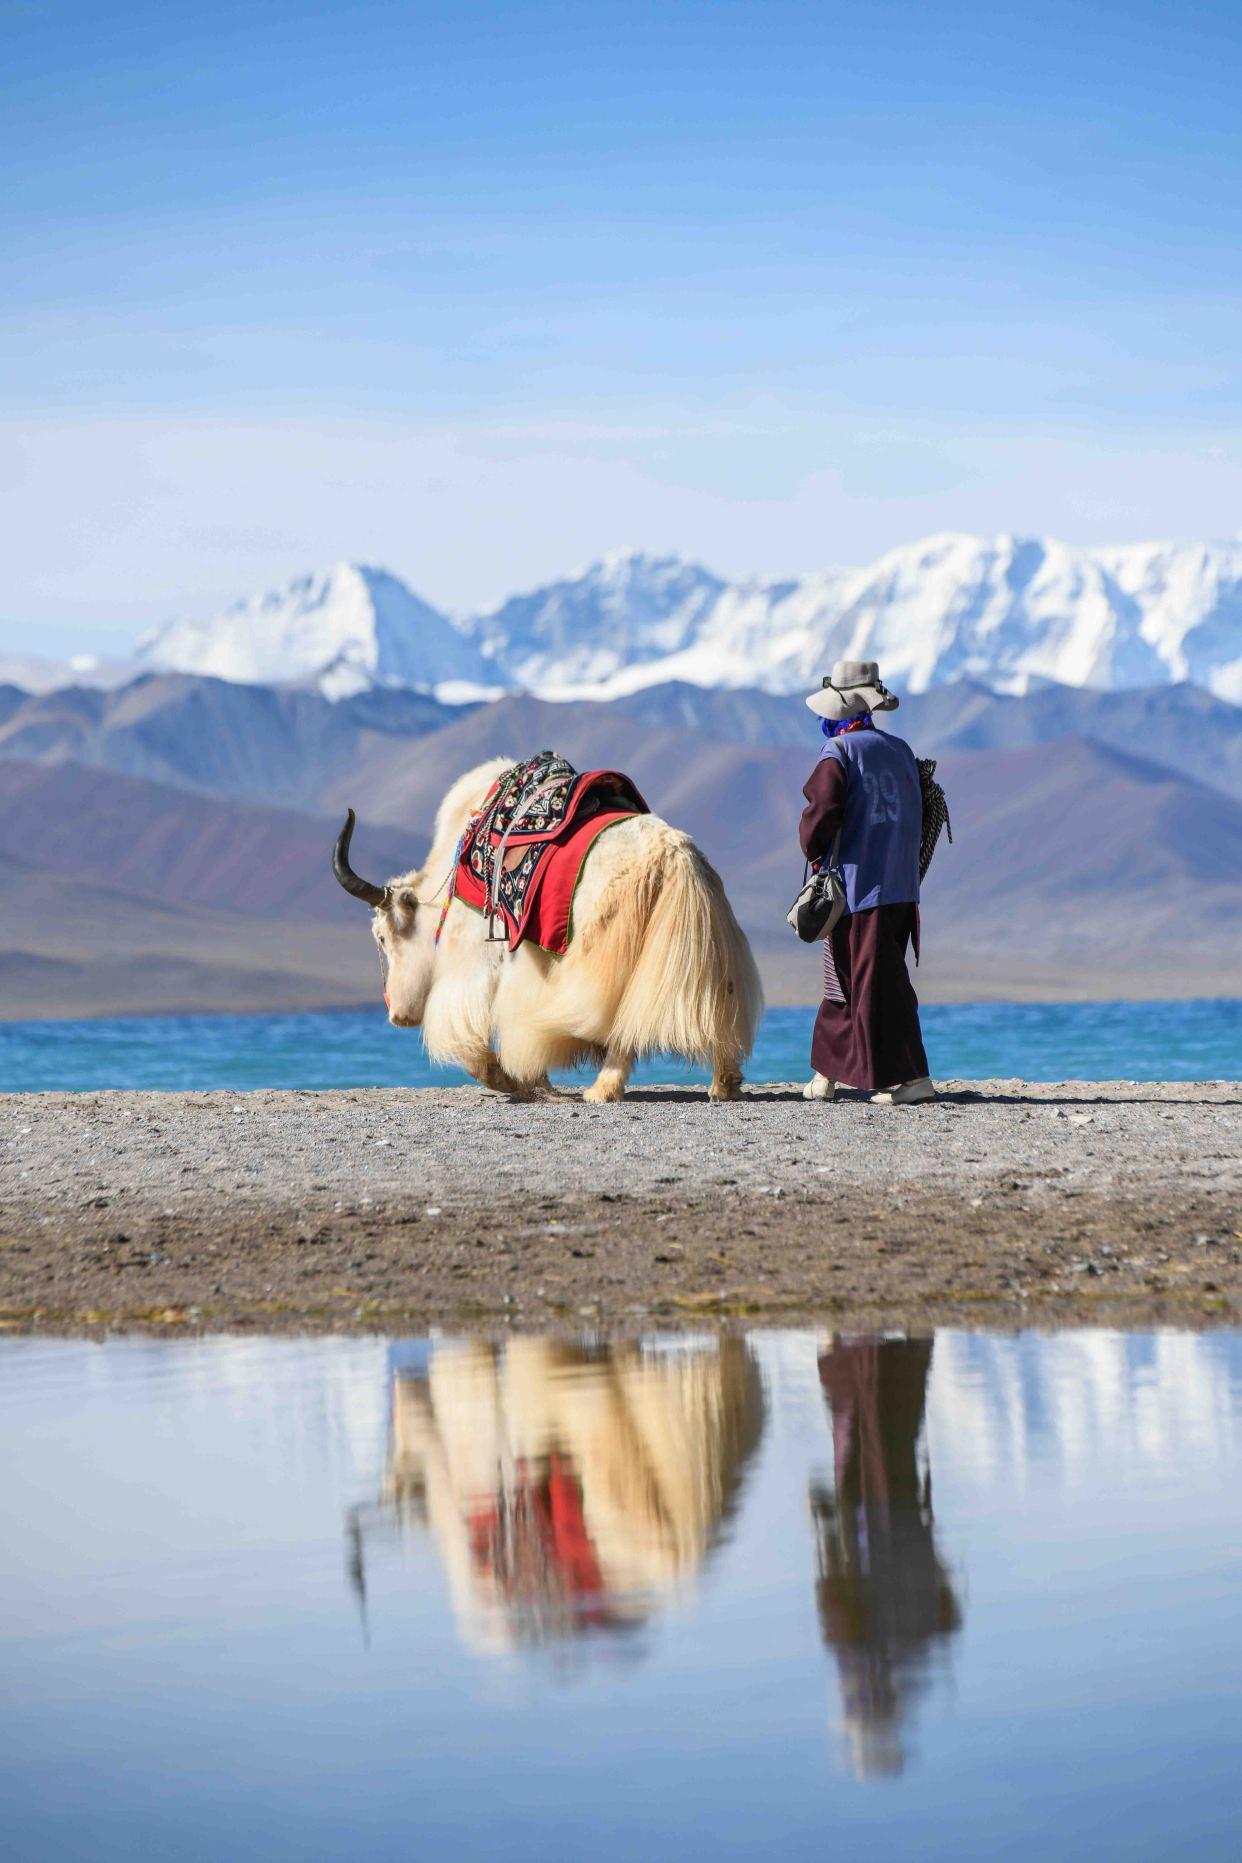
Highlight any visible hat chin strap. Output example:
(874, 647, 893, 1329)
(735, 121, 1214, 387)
(823, 677, 891, 704)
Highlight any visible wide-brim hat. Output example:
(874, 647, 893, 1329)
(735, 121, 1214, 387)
(805, 659, 900, 721)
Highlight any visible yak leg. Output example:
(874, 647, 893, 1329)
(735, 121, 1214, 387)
(583, 1043, 633, 1104)
(465, 1046, 561, 1101)
(467, 1050, 562, 1101)
(460, 1047, 524, 1096)
(508, 1074, 563, 1102)
(708, 1047, 744, 1102)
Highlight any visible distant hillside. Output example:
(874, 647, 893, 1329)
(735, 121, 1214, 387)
(1, 681, 1239, 1015)
(898, 679, 1242, 800)
(0, 762, 423, 1019)
(605, 678, 1242, 803)
(0, 675, 461, 811)
(919, 739, 1242, 997)
(3, 674, 1238, 818)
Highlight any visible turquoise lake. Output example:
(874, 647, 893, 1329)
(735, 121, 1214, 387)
(0, 997, 1237, 1092)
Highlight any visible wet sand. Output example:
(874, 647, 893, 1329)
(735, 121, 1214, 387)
(1, 1082, 1238, 1333)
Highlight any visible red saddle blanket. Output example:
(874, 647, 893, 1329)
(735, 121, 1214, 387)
(449, 752, 648, 953)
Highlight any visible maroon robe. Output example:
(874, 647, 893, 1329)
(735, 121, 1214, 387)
(800, 757, 930, 1091)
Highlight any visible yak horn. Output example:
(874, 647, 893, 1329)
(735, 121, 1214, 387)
(333, 809, 389, 908)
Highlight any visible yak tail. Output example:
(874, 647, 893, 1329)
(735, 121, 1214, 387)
(607, 831, 763, 1068)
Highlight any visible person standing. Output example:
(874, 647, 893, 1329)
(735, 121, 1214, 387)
(799, 660, 933, 1104)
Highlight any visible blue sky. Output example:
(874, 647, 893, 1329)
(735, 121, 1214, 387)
(4, 0, 1242, 653)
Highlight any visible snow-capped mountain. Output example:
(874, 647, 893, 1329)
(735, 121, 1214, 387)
(469, 533, 1242, 703)
(466, 550, 731, 691)
(131, 534, 1242, 706)
(139, 562, 492, 701)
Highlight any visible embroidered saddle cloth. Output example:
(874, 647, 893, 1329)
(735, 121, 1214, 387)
(450, 751, 648, 953)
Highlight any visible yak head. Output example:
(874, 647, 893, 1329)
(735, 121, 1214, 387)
(332, 809, 436, 1028)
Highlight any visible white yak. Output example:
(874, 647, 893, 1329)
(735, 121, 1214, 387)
(332, 756, 763, 1102)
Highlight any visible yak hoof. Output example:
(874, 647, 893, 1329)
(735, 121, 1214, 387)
(708, 1075, 743, 1102)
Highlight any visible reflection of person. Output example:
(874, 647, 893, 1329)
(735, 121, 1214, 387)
(377, 1337, 764, 1651)
(799, 658, 933, 1105)
(811, 1335, 961, 1777)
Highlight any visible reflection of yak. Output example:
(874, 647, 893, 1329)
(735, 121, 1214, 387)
(363, 1337, 764, 1652)
(811, 1336, 961, 1778)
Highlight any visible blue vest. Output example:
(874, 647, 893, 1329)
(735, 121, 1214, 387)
(820, 728, 922, 911)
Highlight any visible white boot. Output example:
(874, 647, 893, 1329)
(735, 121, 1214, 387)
(871, 1076, 936, 1106)
(803, 1072, 836, 1101)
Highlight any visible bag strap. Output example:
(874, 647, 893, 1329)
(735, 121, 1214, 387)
(808, 824, 843, 880)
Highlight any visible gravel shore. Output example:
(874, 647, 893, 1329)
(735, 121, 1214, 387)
(2, 1081, 1238, 1333)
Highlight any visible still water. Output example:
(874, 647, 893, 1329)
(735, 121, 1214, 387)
(1, 1329, 1239, 1859)
(2, 996, 1240, 1091)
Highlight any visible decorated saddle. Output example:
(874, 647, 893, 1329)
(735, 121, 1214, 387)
(446, 751, 648, 953)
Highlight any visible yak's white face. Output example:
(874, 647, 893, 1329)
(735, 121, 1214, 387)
(333, 769, 511, 1036)
(372, 883, 437, 1027)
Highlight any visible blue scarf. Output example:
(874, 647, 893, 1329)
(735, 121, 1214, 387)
(820, 713, 876, 741)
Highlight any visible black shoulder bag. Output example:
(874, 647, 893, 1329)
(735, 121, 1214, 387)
(786, 828, 847, 943)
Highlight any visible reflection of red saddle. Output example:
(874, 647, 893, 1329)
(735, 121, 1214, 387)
(451, 751, 648, 953)
(465, 1454, 617, 1633)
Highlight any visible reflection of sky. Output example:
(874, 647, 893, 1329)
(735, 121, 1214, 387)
(0, 1329, 1239, 1860)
